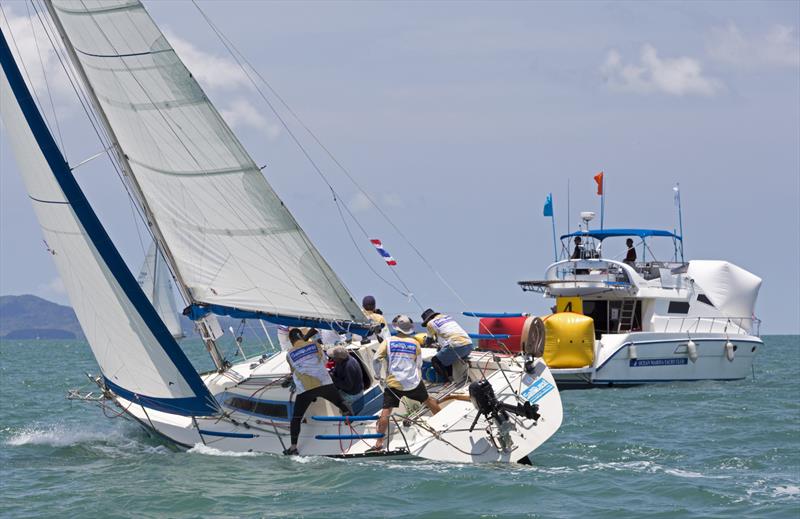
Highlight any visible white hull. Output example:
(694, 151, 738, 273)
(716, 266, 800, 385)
(106, 345, 563, 464)
(552, 332, 761, 388)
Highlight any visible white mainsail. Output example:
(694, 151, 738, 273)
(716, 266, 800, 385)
(47, 0, 366, 325)
(137, 241, 184, 339)
(0, 33, 216, 416)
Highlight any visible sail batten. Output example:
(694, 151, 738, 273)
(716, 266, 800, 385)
(48, 0, 367, 324)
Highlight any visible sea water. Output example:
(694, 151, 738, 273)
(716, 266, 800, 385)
(1, 336, 798, 518)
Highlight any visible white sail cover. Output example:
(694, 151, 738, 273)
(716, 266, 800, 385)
(137, 241, 184, 339)
(0, 35, 215, 415)
(48, 0, 365, 324)
(687, 260, 762, 318)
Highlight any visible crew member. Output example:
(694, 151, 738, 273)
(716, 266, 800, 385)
(329, 345, 365, 412)
(421, 309, 475, 382)
(369, 315, 441, 452)
(571, 236, 584, 259)
(624, 238, 637, 265)
(353, 295, 389, 343)
(283, 328, 349, 455)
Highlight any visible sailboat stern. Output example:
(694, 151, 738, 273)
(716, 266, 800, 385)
(409, 357, 563, 463)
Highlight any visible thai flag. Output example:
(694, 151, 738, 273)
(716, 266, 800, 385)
(370, 239, 397, 266)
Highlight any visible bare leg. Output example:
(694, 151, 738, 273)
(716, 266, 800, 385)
(373, 407, 392, 449)
(425, 397, 442, 415)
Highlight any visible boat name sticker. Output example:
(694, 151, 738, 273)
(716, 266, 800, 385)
(521, 378, 555, 404)
(629, 358, 689, 367)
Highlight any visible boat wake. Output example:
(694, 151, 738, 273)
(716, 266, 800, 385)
(3, 421, 170, 457)
(187, 443, 264, 457)
(4, 423, 115, 447)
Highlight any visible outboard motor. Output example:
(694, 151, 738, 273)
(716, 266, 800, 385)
(468, 379, 541, 452)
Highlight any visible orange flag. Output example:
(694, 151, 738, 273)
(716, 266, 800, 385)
(594, 172, 604, 195)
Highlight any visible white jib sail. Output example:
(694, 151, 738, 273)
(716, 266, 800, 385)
(48, 0, 365, 324)
(137, 241, 184, 339)
(0, 35, 215, 415)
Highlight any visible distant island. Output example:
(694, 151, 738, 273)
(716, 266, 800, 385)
(0, 294, 84, 339)
(0, 294, 265, 341)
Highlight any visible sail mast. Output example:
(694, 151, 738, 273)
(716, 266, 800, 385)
(43, 0, 226, 370)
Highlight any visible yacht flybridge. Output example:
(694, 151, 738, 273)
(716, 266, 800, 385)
(504, 227, 762, 387)
(0, 1, 562, 462)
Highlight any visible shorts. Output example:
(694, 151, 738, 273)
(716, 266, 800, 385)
(434, 343, 474, 367)
(382, 380, 429, 409)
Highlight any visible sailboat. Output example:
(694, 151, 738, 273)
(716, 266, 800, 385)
(0, 0, 562, 463)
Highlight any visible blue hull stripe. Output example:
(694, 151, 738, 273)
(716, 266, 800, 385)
(198, 429, 256, 439)
(315, 433, 384, 440)
(104, 378, 217, 416)
(0, 30, 217, 417)
(311, 415, 379, 422)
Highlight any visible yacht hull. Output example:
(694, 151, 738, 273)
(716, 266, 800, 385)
(551, 333, 761, 388)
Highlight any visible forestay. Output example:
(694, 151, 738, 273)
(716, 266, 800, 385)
(0, 31, 216, 416)
(48, 0, 365, 324)
(137, 241, 184, 339)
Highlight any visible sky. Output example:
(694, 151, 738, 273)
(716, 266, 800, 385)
(1, 0, 798, 333)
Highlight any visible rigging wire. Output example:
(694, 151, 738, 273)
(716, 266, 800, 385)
(0, 4, 55, 144)
(23, 0, 65, 157)
(189, 0, 421, 308)
(189, 0, 480, 315)
(27, 0, 157, 286)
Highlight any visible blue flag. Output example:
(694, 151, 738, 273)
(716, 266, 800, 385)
(543, 193, 553, 217)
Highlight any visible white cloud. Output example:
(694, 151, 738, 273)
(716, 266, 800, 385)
(219, 97, 281, 139)
(165, 31, 280, 139)
(602, 45, 722, 97)
(165, 30, 253, 92)
(0, 6, 73, 107)
(707, 23, 800, 68)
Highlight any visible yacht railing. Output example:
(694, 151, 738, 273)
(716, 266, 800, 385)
(653, 316, 761, 336)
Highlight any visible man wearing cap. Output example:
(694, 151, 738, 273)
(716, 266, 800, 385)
(421, 308, 474, 382)
(353, 295, 389, 343)
(329, 345, 365, 412)
(369, 315, 441, 452)
(283, 328, 349, 455)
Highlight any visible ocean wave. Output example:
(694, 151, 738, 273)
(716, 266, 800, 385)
(5, 423, 119, 447)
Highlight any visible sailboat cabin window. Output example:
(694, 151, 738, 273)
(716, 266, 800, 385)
(226, 396, 290, 419)
(697, 294, 715, 307)
(667, 301, 690, 314)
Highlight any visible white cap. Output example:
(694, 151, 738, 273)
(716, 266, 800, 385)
(392, 314, 415, 335)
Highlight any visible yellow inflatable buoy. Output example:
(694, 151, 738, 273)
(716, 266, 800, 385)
(541, 312, 595, 368)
